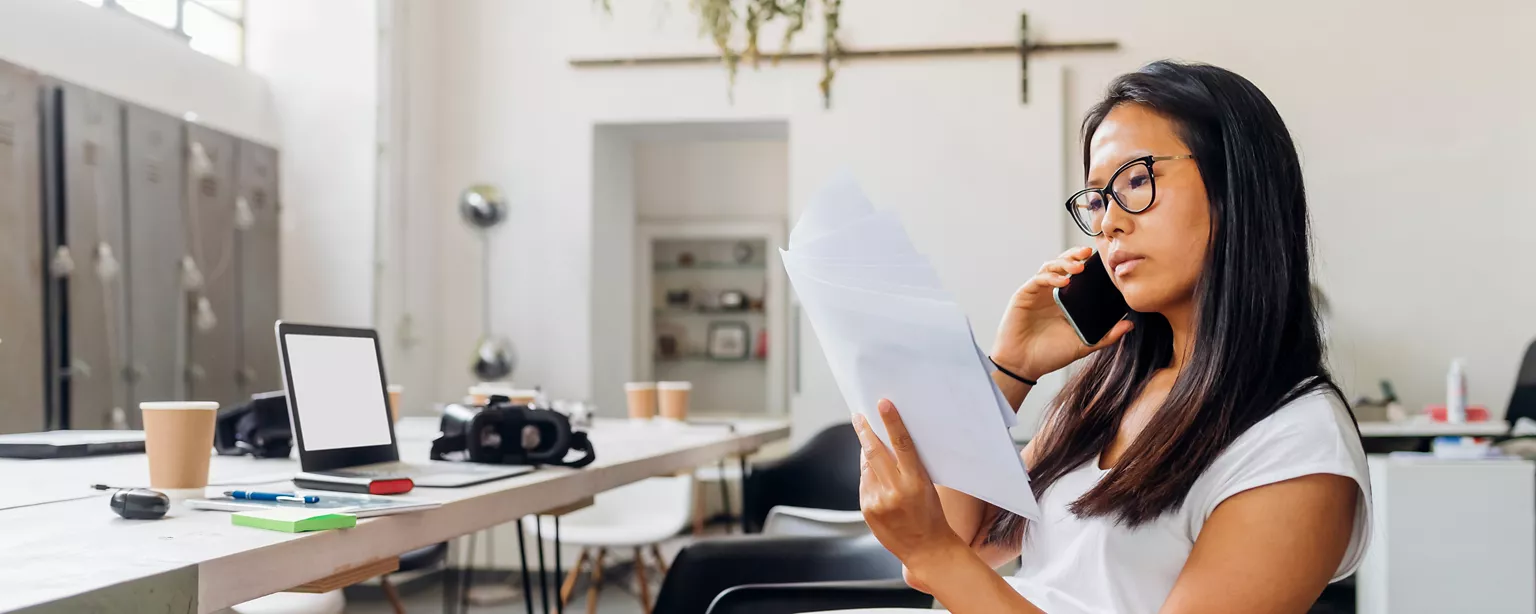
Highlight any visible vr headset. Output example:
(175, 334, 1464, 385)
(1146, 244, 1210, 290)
(215, 391, 293, 459)
(430, 396, 596, 468)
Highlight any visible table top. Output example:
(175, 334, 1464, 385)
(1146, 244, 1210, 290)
(1357, 420, 1509, 438)
(0, 416, 789, 614)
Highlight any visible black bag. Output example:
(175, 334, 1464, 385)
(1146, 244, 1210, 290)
(215, 391, 293, 458)
(430, 397, 596, 468)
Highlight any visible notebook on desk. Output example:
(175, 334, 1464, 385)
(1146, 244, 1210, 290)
(187, 492, 441, 518)
(0, 430, 146, 459)
(276, 322, 534, 492)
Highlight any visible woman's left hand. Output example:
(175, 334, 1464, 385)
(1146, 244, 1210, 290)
(854, 399, 966, 567)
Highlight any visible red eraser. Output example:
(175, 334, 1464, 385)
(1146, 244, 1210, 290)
(369, 478, 415, 495)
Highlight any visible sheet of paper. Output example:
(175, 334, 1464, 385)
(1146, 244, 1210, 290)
(781, 177, 1039, 521)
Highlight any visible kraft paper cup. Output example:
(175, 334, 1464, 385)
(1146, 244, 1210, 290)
(657, 381, 692, 422)
(625, 382, 658, 421)
(140, 401, 218, 493)
(387, 385, 404, 423)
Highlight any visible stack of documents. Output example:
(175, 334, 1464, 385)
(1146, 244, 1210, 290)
(780, 174, 1039, 520)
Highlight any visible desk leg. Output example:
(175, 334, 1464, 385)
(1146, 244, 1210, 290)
(738, 455, 751, 534)
(461, 531, 479, 613)
(553, 516, 564, 614)
(537, 516, 551, 614)
(717, 459, 734, 534)
(518, 521, 536, 614)
(442, 543, 455, 614)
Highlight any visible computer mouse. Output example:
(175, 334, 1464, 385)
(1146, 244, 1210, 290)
(110, 488, 170, 520)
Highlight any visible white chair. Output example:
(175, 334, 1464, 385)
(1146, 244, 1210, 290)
(524, 475, 694, 614)
(762, 505, 869, 537)
(227, 591, 345, 614)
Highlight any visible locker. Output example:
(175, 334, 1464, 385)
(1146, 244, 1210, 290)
(235, 141, 280, 397)
(57, 84, 129, 428)
(184, 125, 240, 408)
(0, 62, 46, 435)
(124, 105, 186, 411)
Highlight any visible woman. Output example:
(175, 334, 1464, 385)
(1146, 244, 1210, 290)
(854, 60, 1370, 613)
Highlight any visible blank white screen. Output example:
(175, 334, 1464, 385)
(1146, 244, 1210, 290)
(284, 334, 393, 451)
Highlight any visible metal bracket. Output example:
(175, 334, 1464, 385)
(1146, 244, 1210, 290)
(568, 11, 1119, 106)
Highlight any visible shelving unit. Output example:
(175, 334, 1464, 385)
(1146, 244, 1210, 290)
(636, 221, 787, 417)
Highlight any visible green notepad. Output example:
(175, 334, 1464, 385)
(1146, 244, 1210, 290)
(232, 508, 358, 533)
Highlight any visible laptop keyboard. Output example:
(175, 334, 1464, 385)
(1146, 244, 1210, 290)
(338, 462, 512, 478)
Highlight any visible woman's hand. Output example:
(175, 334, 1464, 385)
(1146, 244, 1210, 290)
(854, 400, 968, 569)
(857, 400, 1051, 614)
(990, 246, 1134, 380)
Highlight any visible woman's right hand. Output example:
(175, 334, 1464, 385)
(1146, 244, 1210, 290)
(989, 246, 1134, 381)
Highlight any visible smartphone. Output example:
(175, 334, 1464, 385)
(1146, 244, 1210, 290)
(1052, 251, 1131, 346)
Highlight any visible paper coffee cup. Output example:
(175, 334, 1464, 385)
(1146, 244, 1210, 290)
(140, 401, 218, 491)
(387, 385, 404, 423)
(625, 382, 658, 421)
(658, 381, 692, 421)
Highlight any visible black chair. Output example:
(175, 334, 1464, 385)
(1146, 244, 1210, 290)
(651, 533, 910, 614)
(1505, 339, 1536, 428)
(743, 423, 861, 533)
(707, 580, 931, 614)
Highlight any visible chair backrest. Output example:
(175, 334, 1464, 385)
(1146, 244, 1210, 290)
(1508, 339, 1536, 428)
(652, 533, 904, 614)
(571, 475, 694, 526)
(743, 423, 861, 532)
(707, 580, 933, 614)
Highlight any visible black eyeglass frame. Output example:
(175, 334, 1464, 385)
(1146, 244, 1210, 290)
(1065, 154, 1195, 237)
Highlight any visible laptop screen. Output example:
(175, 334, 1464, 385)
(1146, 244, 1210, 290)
(282, 333, 393, 452)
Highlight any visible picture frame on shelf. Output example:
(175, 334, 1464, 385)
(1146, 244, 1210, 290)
(706, 321, 751, 361)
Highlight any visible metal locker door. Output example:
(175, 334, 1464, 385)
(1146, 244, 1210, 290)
(59, 85, 129, 428)
(235, 141, 280, 397)
(124, 105, 186, 411)
(0, 62, 46, 435)
(184, 126, 239, 408)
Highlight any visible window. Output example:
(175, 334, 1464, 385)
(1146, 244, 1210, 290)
(76, 0, 245, 65)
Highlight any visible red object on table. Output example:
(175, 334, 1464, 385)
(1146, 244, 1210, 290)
(1426, 405, 1489, 422)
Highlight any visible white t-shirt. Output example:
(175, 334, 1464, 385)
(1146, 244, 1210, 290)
(1005, 390, 1372, 614)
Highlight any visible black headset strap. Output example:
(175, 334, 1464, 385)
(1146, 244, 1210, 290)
(560, 432, 596, 468)
(430, 433, 467, 461)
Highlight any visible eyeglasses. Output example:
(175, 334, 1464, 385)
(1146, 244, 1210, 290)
(1065, 155, 1195, 237)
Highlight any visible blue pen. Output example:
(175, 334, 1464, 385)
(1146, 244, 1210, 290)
(226, 490, 320, 504)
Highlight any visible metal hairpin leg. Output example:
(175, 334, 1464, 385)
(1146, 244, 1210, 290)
(717, 459, 733, 534)
(553, 516, 564, 614)
(461, 531, 479, 613)
(443, 537, 456, 614)
(739, 455, 751, 533)
(536, 516, 551, 614)
(518, 520, 536, 614)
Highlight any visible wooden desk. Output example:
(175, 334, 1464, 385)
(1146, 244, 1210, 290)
(0, 417, 788, 614)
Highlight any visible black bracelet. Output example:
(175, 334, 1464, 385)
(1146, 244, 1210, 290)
(989, 356, 1037, 386)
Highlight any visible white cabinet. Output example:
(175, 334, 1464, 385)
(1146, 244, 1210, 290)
(1358, 456, 1535, 614)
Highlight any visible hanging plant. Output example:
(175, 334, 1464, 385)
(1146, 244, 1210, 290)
(597, 0, 844, 108)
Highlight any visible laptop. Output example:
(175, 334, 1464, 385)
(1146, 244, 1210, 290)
(0, 430, 145, 459)
(275, 321, 533, 488)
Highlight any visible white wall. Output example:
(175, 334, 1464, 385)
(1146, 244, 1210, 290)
(635, 139, 790, 220)
(406, 0, 1536, 438)
(418, 0, 1069, 440)
(246, 0, 379, 327)
(590, 126, 638, 418)
(0, 0, 276, 145)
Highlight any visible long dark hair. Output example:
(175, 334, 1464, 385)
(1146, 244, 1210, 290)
(987, 60, 1348, 545)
